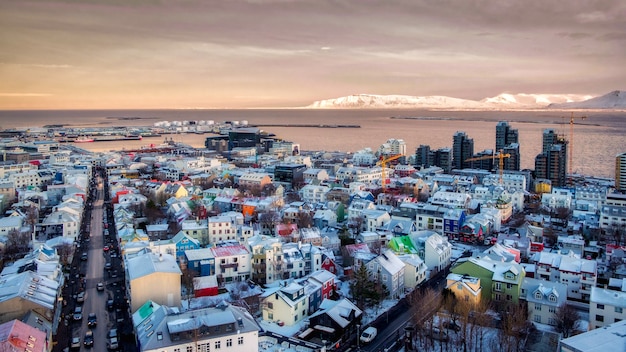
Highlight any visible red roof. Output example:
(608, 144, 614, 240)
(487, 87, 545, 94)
(211, 244, 249, 257)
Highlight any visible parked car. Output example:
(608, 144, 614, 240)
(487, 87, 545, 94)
(70, 336, 81, 350)
(73, 306, 83, 321)
(83, 330, 94, 347)
(104, 262, 112, 270)
(80, 253, 88, 261)
(107, 328, 118, 339)
(76, 291, 85, 303)
(87, 313, 97, 328)
(103, 245, 109, 252)
(360, 326, 378, 344)
(107, 299, 114, 311)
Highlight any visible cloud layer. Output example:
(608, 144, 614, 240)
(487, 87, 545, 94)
(1, 0, 625, 109)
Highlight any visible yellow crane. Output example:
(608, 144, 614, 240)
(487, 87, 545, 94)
(562, 112, 587, 181)
(465, 150, 511, 184)
(376, 154, 404, 193)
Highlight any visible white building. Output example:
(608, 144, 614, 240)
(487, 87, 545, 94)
(589, 286, 626, 329)
(133, 301, 259, 352)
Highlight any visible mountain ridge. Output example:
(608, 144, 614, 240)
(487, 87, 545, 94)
(306, 91, 625, 110)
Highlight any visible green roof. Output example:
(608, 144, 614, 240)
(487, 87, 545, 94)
(388, 236, 418, 254)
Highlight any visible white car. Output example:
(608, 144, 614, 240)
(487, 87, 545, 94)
(360, 327, 378, 344)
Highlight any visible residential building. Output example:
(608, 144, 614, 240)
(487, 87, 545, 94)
(411, 231, 453, 273)
(366, 250, 405, 299)
(531, 251, 597, 301)
(521, 278, 567, 326)
(260, 282, 309, 326)
(560, 319, 626, 352)
(181, 219, 209, 245)
(0, 271, 59, 325)
(0, 319, 47, 352)
(445, 273, 482, 305)
(132, 301, 259, 352)
(305, 298, 362, 345)
(451, 256, 525, 303)
(126, 252, 182, 313)
(248, 235, 283, 285)
(589, 286, 626, 329)
(211, 244, 251, 284)
(398, 254, 427, 290)
(208, 215, 238, 244)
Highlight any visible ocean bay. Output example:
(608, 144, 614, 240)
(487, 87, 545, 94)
(1, 109, 624, 178)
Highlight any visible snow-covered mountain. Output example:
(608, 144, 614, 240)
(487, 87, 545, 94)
(306, 92, 605, 110)
(547, 90, 626, 109)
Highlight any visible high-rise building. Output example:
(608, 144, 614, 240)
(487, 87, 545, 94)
(495, 121, 519, 152)
(432, 147, 453, 173)
(535, 129, 568, 187)
(617, 152, 626, 191)
(415, 145, 431, 169)
(453, 131, 474, 170)
(503, 143, 521, 171)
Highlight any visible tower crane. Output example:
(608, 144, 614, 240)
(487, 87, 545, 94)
(465, 150, 511, 184)
(376, 154, 404, 193)
(562, 112, 587, 182)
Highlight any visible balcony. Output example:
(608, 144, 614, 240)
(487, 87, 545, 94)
(222, 263, 239, 269)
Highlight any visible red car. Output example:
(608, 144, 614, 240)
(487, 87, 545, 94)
(103, 246, 109, 252)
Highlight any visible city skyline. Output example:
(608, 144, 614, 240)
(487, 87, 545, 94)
(1, 0, 625, 109)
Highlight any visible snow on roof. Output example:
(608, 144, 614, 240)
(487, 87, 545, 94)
(308, 269, 335, 284)
(376, 250, 405, 275)
(560, 319, 626, 352)
(591, 287, 626, 308)
(127, 252, 181, 281)
(184, 248, 213, 261)
(0, 271, 58, 310)
(309, 298, 362, 328)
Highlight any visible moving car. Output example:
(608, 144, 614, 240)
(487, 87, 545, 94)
(87, 313, 97, 327)
(360, 326, 378, 344)
(97, 282, 104, 291)
(83, 330, 94, 347)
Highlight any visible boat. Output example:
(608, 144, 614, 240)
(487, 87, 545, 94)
(74, 137, 94, 143)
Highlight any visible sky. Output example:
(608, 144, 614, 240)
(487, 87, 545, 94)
(0, 0, 625, 109)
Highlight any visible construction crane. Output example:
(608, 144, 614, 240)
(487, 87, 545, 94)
(562, 112, 587, 181)
(465, 150, 511, 184)
(376, 154, 404, 193)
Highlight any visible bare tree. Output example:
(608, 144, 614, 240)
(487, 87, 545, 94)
(408, 288, 442, 348)
(57, 243, 74, 266)
(497, 302, 531, 352)
(554, 303, 581, 338)
(5, 229, 31, 260)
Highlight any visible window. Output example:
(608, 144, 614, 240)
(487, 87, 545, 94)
(495, 282, 502, 292)
(268, 302, 273, 309)
(187, 347, 193, 352)
(596, 315, 604, 322)
(534, 315, 541, 323)
(226, 339, 232, 347)
(597, 304, 605, 310)
(197, 343, 210, 352)
(549, 294, 557, 303)
(215, 340, 221, 349)
(238, 337, 244, 345)
(506, 283, 512, 289)
(616, 307, 623, 314)
(534, 291, 542, 300)
(268, 313, 273, 320)
(549, 306, 556, 313)
(535, 304, 541, 311)
(506, 294, 512, 301)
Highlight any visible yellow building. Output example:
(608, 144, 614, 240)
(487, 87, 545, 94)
(445, 273, 482, 305)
